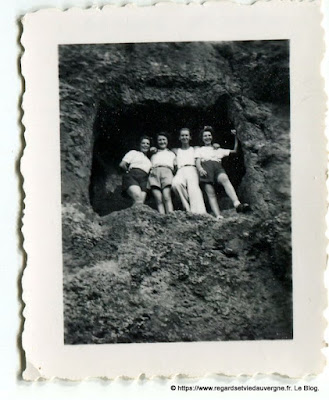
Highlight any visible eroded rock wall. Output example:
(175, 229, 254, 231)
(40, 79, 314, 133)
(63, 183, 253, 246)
(59, 41, 290, 216)
(63, 205, 292, 344)
(59, 41, 292, 344)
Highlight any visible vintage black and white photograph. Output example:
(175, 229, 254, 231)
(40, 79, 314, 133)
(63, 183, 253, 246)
(21, 1, 326, 379)
(59, 40, 292, 345)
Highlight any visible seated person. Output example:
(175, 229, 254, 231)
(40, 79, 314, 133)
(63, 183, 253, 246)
(119, 136, 152, 206)
(149, 132, 176, 214)
(171, 128, 207, 214)
(195, 126, 250, 219)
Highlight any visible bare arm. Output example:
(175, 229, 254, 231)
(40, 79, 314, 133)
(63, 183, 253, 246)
(119, 160, 129, 172)
(231, 137, 238, 154)
(230, 129, 238, 154)
(196, 158, 207, 177)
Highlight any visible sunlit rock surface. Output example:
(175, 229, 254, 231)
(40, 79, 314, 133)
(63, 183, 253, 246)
(59, 41, 292, 344)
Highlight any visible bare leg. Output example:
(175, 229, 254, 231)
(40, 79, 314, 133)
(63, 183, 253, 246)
(140, 190, 147, 204)
(162, 186, 174, 213)
(152, 188, 165, 214)
(127, 185, 145, 205)
(217, 173, 240, 207)
(204, 183, 222, 217)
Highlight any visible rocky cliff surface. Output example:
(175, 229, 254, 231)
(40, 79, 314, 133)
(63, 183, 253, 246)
(63, 204, 291, 344)
(59, 41, 292, 344)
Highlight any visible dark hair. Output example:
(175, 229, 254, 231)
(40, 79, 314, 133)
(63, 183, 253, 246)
(201, 126, 214, 135)
(199, 126, 214, 143)
(139, 135, 152, 145)
(156, 131, 170, 142)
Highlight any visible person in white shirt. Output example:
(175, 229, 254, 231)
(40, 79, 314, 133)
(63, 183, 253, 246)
(171, 128, 207, 214)
(119, 136, 152, 205)
(149, 132, 176, 214)
(195, 126, 250, 219)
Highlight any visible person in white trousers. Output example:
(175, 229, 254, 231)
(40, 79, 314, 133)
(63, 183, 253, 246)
(171, 128, 207, 214)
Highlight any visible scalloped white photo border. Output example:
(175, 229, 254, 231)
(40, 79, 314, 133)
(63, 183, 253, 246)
(21, 1, 326, 380)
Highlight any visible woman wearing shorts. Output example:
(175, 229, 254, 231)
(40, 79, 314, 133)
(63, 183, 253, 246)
(195, 126, 250, 219)
(119, 136, 152, 205)
(149, 132, 176, 214)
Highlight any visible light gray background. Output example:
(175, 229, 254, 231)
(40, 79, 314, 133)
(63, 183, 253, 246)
(1, 0, 328, 399)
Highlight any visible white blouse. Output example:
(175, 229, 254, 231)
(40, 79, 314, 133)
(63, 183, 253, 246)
(176, 147, 197, 168)
(150, 149, 176, 170)
(122, 150, 152, 174)
(194, 146, 231, 162)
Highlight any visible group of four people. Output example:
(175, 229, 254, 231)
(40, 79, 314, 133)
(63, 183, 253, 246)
(119, 126, 250, 219)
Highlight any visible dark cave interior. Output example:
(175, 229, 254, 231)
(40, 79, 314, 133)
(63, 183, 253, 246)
(89, 96, 247, 215)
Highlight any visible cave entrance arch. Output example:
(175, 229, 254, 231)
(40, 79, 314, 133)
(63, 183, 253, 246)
(89, 95, 246, 216)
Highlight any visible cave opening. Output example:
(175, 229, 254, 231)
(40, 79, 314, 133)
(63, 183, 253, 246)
(89, 95, 246, 216)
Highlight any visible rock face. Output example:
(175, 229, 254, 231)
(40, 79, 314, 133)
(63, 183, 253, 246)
(59, 41, 292, 344)
(63, 205, 292, 344)
(59, 41, 290, 216)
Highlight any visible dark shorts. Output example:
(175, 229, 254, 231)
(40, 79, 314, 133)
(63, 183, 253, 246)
(122, 168, 149, 193)
(199, 160, 226, 185)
